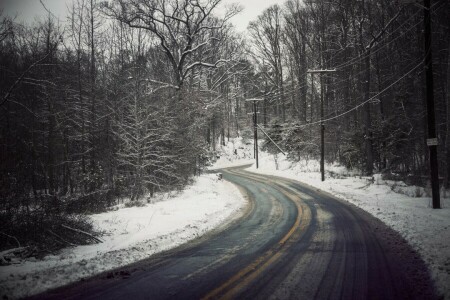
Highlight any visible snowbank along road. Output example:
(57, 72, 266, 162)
(29, 166, 437, 299)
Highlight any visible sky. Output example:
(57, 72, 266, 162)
(1, 0, 282, 32)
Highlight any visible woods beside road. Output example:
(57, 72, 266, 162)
(1, 0, 450, 298)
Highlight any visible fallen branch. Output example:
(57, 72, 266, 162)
(61, 224, 102, 243)
(47, 230, 76, 247)
(0, 247, 28, 257)
(0, 247, 29, 265)
(0, 231, 21, 247)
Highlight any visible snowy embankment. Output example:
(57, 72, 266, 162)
(214, 137, 450, 299)
(0, 175, 246, 299)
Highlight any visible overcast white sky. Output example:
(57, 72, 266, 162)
(1, 0, 282, 32)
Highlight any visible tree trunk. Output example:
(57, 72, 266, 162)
(89, 0, 96, 184)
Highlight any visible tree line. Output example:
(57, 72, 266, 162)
(248, 0, 449, 187)
(0, 0, 449, 251)
(0, 0, 249, 251)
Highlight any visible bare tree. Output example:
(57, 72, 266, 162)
(0, 10, 13, 44)
(284, 0, 309, 123)
(103, 0, 240, 89)
(248, 5, 285, 121)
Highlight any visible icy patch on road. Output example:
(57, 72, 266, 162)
(0, 175, 246, 299)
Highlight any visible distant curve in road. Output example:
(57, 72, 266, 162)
(30, 167, 436, 300)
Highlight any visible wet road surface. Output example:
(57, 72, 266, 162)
(30, 167, 436, 300)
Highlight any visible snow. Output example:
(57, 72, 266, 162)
(246, 150, 450, 299)
(0, 175, 247, 299)
(209, 137, 255, 170)
(2, 136, 449, 299)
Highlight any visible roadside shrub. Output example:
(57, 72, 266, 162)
(124, 200, 147, 208)
(0, 208, 94, 256)
(65, 189, 115, 214)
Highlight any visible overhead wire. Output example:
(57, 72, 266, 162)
(253, 15, 423, 104)
(245, 1, 446, 103)
(243, 55, 423, 129)
(234, 1, 445, 134)
(259, 57, 425, 131)
(242, 1, 446, 122)
(257, 48, 411, 113)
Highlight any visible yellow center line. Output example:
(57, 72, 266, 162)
(202, 170, 310, 300)
(219, 202, 306, 300)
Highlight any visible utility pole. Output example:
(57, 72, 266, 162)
(307, 69, 336, 181)
(423, 0, 440, 208)
(399, 0, 440, 210)
(246, 98, 263, 169)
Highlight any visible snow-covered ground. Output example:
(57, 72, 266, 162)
(2, 136, 449, 299)
(209, 136, 255, 170)
(213, 138, 450, 299)
(0, 175, 246, 299)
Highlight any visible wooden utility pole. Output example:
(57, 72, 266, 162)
(307, 69, 336, 181)
(246, 98, 263, 169)
(423, 0, 440, 208)
(399, 0, 440, 210)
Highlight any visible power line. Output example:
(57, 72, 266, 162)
(237, 2, 446, 150)
(244, 1, 446, 103)
(261, 58, 424, 131)
(256, 52, 412, 114)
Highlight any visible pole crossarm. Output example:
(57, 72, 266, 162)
(245, 98, 264, 102)
(307, 69, 337, 73)
(257, 124, 286, 155)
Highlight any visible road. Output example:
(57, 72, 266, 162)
(31, 167, 436, 300)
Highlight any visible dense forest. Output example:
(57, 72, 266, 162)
(0, 0, 449, 251)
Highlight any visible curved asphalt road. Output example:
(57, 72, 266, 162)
(31, 167, 436, 300)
